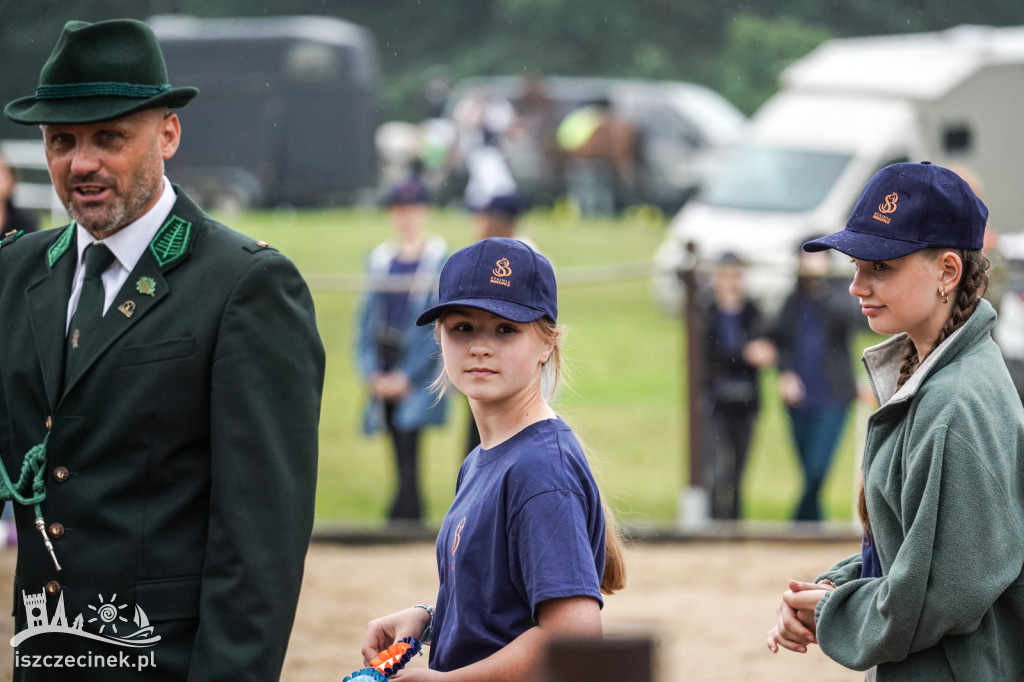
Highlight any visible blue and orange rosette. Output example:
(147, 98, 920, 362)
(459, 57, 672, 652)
(344, 637, 422, 680)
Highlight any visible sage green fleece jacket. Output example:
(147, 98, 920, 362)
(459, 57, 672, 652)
(813, 299, 1024, 680)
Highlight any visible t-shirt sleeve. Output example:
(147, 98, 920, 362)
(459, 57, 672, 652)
(508, 489, 604, 621)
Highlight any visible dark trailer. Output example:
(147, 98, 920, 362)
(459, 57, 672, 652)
(150, 14, 379, 209)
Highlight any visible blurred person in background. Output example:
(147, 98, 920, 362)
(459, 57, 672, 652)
(0, 150, 40, 235)
(471, 193, 532, 245)
(453, 86, 518, 213)
(701, 253, 775, 520)
(557, 97, 639, 215)
(771, 241, 863, 522)
(357, 173, 449, 525)
(506, 72, 564, 206)
(993, 232, 1024, 403)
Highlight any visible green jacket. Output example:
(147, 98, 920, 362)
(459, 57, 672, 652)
(0, 189, 325, 680)
(815, 299, 1024, 680)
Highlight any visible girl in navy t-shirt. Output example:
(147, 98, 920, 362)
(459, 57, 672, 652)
(360, 238, 626, 679)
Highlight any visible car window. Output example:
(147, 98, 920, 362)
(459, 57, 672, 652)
(701, 147, 852, 212)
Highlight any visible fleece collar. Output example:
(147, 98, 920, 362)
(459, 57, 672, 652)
(863, 297, 996, 408)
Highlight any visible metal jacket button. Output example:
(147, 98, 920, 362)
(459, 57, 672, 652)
(45, 416, 52, 431)
(52, 467, 69, 483)
(47, 523, 64, 539)
(44, 581, 60, 596)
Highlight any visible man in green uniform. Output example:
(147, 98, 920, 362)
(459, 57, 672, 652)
(0, 19, 325, 680)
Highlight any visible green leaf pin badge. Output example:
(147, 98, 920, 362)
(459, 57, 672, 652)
(136, 276, 157, 297)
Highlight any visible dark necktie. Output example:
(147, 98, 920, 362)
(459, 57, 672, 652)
(66, 243, 116, 376)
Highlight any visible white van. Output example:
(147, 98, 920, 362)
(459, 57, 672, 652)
(654, 24, 1024, 312)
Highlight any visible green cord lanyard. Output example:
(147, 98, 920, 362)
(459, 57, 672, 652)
(0, 433, 61, 571)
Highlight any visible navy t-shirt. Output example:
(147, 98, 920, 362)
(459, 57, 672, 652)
(429, 417, 606, 672)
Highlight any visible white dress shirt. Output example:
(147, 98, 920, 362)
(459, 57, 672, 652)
(65, 176, 176, 331)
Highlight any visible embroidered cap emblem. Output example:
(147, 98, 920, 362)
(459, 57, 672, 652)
(492, 258, 512, 277)
(490, 258, 512, 287)
(878, 192, 899, 214)
(873, 192, 899, 225)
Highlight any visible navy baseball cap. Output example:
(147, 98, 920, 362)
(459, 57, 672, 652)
(416, 237, 557, 325)
(383, 175, 430, 207)
(476, 193, 525, 218)
(803, 162, 987, 260)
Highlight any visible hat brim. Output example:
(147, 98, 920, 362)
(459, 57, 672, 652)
(4, 86, 198, 125)
(416, 298, 549, 326)
(803, 229, 928, 261)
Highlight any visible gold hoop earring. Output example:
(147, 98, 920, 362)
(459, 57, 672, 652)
(939, 287, 948, 304)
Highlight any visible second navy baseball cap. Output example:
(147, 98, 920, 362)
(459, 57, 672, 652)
(803, 161, 987, 261)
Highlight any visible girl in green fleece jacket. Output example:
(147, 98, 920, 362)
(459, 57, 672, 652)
(766, 162, 1024, 680)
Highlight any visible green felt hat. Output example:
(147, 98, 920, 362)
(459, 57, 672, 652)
(4, 18, 198, 125)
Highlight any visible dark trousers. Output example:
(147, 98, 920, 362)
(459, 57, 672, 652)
(384, 403, 422, 522)
(787, 404, 849, 521)
(706, 402, 757, 520)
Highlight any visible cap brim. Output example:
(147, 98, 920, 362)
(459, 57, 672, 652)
(416, 298, 548, 326)
(803, 229, 927, 261)
(4, 86, 198, 125)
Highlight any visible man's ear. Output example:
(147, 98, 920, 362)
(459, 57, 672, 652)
(160, 111, 181, 160)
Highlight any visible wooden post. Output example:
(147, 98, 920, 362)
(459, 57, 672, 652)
(678, 241, 708, 529)
(544, 635, 656, 681)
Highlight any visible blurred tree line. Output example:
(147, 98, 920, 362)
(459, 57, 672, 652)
(2, 0, 1023, 137)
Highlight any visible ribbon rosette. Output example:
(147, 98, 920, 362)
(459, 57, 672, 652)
(370, 637, 422, 676)
(344, 637, 422, 680)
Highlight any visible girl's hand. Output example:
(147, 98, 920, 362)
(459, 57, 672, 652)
(766, 579, 832, 654)
(786, 579, 831, 631)
(361, 607, 430, 666)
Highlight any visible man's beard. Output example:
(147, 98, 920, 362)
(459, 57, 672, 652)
(63, 151, 162, 235)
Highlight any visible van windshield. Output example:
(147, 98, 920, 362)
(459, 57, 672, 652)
(701, 148, 852, 212)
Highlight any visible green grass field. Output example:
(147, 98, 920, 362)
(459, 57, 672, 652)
(196, 205, 872, 527)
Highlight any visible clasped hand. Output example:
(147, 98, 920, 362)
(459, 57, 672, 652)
(766, 579, 833, 654)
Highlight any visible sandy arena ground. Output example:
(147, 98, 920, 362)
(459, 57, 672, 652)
(0, 540, 865, 681)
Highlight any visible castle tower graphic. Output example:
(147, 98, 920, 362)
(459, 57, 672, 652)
(22, 591, 46, 628)
(21, 590, 68, 629)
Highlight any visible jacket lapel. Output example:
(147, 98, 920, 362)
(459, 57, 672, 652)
(25, 226, 78, 408)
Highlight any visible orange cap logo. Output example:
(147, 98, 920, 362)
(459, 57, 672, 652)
(492, 258, 512, 278)
(878, 192, 899, 214)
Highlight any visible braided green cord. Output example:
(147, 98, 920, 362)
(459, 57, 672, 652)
(36, 82, 171, 100)
(0, 434, 50, 519)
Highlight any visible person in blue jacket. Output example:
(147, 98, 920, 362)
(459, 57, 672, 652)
(356, 175, 448, 524)
(359, 238, 626, 679)
(767, 162, 1024, 680)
